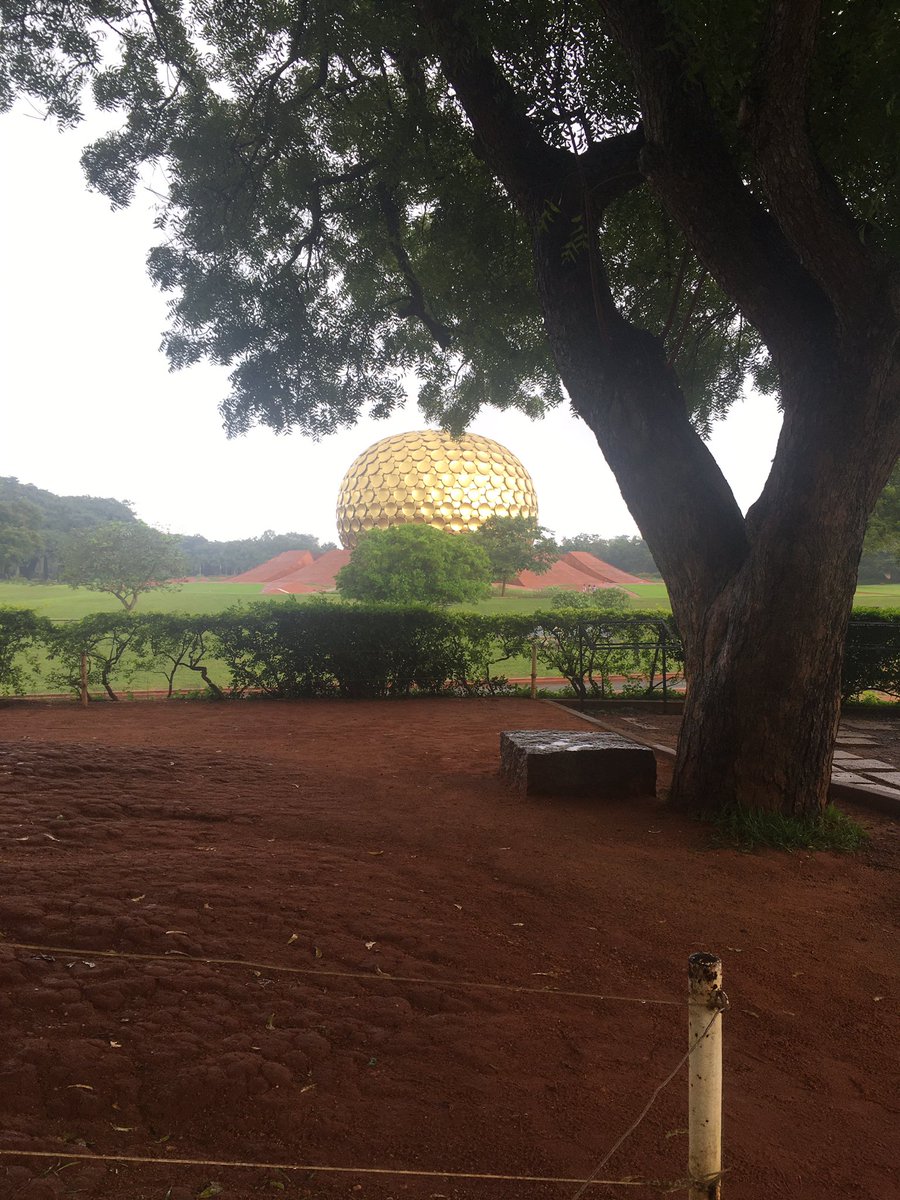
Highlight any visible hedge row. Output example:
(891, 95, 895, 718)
(842, 609, 900, 702)
(0, 602, 896, 702)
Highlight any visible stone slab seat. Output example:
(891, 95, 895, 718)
(500, 730, 657, 798)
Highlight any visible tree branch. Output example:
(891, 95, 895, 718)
(744, 0, 886, 324)
(417, 0, 750, 613)
(416, 0, 567, 205)
(660, 246, 691, 342)
(666, 268, 707, 368)
(375, 181, 454, 350)
(597, 0, 836, 377)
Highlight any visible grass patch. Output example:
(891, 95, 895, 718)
(2, 579, 899, 622)
(712, 803, 869, 852)
(0, 580, 270, 619)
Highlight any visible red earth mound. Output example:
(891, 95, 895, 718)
(261, 548, 353, 594)
(509, 558, 631, 593)
(258, 548, 645, 595)
(0, 699, 895, 1200)
(558, 551, 647, 587)
(229, 550, 315, 584)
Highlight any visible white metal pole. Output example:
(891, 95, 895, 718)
(688, 952, 724, 1200)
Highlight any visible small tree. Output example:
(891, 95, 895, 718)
(336, 524, 492, 606)
(473, 516, 558, 595)
(61, 521, 188, 611)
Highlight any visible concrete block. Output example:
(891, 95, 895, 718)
(500, 730, 656, 798)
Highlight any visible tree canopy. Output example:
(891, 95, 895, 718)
(3, 0, 898, 817)
(1, 0, 785, 436)
(473, 515, 557, 595)
(336, 523, 491, 605)
(61, 521, 188, 609)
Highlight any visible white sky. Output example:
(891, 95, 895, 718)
(0, 107, 782, 546)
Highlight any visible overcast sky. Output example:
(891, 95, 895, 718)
(1, 107, 782, 546)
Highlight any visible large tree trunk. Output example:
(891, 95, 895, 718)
(667, 470, 862, 816)
(421, 0, 900, 817)
(538, 251, 898, 816)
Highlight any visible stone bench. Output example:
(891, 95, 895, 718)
(500, 730, 657, 798)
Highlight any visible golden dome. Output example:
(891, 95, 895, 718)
(336, 430, 538, 549)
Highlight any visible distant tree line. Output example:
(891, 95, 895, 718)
(2, 474, 894, 584)
(562, 504, 900, 584)
(0, 477, 136, 579)
(0, 478, 334, 580)
(176, 530, 334, 577)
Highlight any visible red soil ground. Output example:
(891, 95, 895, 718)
(0, 700, 896, 1200)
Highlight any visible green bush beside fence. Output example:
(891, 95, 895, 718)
(0, 602, 896, 702)
(841, 609, 900, 701)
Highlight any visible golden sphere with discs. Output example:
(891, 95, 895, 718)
(336, 430, 538, 549)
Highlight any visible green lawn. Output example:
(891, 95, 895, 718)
(455, 582, 671, 614)
(0, 581, 268, 619)
(852, 583, 900, 608)
(1, 578, 898, 622)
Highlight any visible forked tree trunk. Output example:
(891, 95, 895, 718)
(548, 307, 898, 817)
(666, 356, 898, 814)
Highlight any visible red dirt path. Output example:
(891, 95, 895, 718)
(0, 699, 896, 1200)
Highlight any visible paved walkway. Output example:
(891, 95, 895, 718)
(830, 721, 900, 809)
(550, 703, 900, 814)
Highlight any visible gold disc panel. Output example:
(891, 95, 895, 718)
(336, 430, 538, 549)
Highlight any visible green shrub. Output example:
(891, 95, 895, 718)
(336, 525, 491, 605)
(0, 602, 896, 704)
(213, 600, 441, 698)
(133, 612, 224, 699)
(45, 612, 144, 700)
(213, 602, 332, 697)
(841, 609, 900, 701)
(545, 587, 631, 612)
(530, 610, 683, 698)
(0, 607, 48, 695)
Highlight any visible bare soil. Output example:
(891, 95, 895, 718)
(0, 698, 896, 1200)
